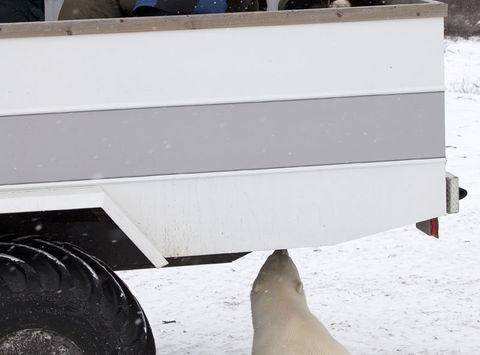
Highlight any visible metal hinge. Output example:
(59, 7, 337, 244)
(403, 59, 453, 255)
(446, 172, 460, 214)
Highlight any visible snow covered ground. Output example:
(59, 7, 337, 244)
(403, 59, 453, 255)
(119, 37, 480, 355)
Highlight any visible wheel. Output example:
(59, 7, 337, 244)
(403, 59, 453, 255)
(0, 235, 156, 354)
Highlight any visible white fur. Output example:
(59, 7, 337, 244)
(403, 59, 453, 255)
(251, 250, 350, 355)
(330, 0, 352, 8)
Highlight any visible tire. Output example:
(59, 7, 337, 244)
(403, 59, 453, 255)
(0, 235, 156, 355)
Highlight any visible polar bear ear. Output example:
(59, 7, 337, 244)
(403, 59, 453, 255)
(295, 280, 304, 295)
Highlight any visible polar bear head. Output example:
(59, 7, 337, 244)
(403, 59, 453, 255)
(251, 250, 308, 317)
(250, 250, 351, 355)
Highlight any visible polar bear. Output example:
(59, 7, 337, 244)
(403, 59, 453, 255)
(250, 250, 350, 355)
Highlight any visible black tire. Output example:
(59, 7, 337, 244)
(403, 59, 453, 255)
(0, 235, 156, 354)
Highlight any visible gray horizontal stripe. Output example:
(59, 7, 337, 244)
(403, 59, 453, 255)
(0, 92, 445, 185)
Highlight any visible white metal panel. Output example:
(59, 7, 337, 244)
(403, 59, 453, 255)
(100, 194, 169, 266)
(101, 159, 446, 258)
(0, 186, 104, 213)
(44, 0, 64, 21)
(266, 0, 280, 11)
(0, 160, 446, 263)
(0, 186, 168, 267)
(0, 17, 443, 116)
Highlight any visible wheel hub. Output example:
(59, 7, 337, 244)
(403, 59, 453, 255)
(0, 328, 82, 355)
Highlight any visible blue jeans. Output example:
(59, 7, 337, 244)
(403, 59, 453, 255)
(193, 0, 227, 13)
(133, 0, 226, 15)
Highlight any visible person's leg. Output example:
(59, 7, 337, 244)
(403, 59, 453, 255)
(131, 6, 170, 16)
(132, 0, 199, 16)
(0, 0, 44, 23)
(58, 0, 123, 20)
(192, 0, 226, 14)
(226, 0, 259, 12)
(119, 0, 138, 16)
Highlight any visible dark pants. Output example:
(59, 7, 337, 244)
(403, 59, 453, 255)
(132, 6, 170, 16)
(59, 0, 259, 21)
(133, 0, 260, 16)
(59, 0, 136, 20)
(133, 0, 229, 16)
(0, 0, 44, 23)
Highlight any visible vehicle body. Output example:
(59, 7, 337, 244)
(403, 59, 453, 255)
(0, 1, 455, 352)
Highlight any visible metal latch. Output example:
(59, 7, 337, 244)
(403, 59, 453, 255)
(446, 172, 460, 214)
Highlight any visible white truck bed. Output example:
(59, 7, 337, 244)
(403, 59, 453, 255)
(0, 1, 449, 267)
